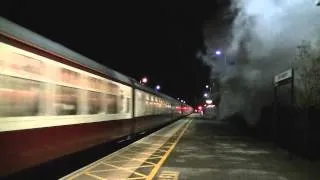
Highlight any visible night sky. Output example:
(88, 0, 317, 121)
(2, 1, 230, 106)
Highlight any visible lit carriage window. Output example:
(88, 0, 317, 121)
(106, 94, 117, 114)
(126, 97, 130, 113)
(0, 75, 41, 117)
(55, 86, 78, 115)
(60, 68, 79, 84)
(88, 91, 102, 114)
(118, 94, 125, 113)
(88, 77, 102, 90)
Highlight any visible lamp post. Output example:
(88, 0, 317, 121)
(205, 84, 213, 98)
(215, 50, 227, 65)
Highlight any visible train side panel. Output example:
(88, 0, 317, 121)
(133, 89, 174, 133)
(0, 41, 134, 176)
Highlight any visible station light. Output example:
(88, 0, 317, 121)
(141, 77, 148, 84)
(206, 99, 213, 104)
(155, 85, 160, 90)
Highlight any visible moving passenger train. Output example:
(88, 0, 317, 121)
(0, 17, 192, 177)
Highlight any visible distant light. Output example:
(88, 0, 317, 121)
(204, 93, 208, 97)
(215, 50, 221, 55)
(142, 77, 148, 83)
(206, 99, 213, 104)
(155, 85, 160, 90)
(205, 85, 209, 88)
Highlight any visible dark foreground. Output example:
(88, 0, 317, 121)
(155, 114, 320, 180)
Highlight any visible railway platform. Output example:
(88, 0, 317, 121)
(60, 114, 320, 180)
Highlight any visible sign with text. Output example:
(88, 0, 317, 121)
(274, 69, 293, 85)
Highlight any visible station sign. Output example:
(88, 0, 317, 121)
(274, 69, 293, 85)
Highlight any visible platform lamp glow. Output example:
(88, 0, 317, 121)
(155, 85, 160, 91)
(215, 50, 227, 65)
(140, 77, 148, 84)
(206, 99, 213, 104)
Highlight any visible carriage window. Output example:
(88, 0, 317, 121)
(118, 94, 125, 113)
(106, 94, 117, 114)
(55, 86, 78, 115)
(126, 97, 130, 113)
(88, 77, 102, 90)
(0, 75, 41, 117)
(88, 91, 102, 114)
(60, 68, 79, 85)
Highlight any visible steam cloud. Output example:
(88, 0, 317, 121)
(201, 0, 320, 125)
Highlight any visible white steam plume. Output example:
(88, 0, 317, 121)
(201, 0, 320, 125)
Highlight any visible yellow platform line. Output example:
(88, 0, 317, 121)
(142, 147, 167, 152)
(125, 149, 155, 156)
(88, 164, 155, 173)
(102, 163, 147, 178)
(114, 155, 156, 165)
(127, 177, 147, 180)
(146, 120, 192, 180)
(146, 156, 163, 159)
(84, 172, 105, 180)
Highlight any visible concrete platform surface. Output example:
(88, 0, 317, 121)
(156, 114, 320, 180)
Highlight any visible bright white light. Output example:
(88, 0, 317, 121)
(215, 50, 221, 55)
(142, 77, 148, 83)
(205, 85, 209, 88)
(204, 93, 208, 97)
(206, 99, 213, 104)
(156, 85, 160, 90)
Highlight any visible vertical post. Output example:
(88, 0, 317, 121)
(291, 69, 295, 105)
(289, 69, 294, 159)
(273, 82, 278, 148)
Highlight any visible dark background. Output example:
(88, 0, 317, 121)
(1, 1, 231, 106)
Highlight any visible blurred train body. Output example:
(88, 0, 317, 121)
(0, 17, 192, 177)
